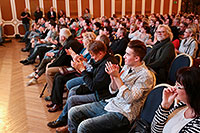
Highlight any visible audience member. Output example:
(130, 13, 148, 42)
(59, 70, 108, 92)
(47, 7, 56, 21)
(143, 24, 175, 84)
(21, 8, 31, 33)
(151, 67, 200, 133)
(34, 6, 43, 23)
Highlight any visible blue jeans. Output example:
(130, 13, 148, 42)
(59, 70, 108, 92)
(68, 101, 129, 133)
(56, 85, 96, 125)
(66, 77, 85, 90)
(23, 24, 30, 33)
(0, 26, 2, 43)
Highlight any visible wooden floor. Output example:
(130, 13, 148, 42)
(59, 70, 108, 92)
(0, 39, 61, 133)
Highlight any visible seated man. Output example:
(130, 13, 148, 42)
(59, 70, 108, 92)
(110, 27, 129, 56)
(143, 24, 175, 84)
(68, 40, 155, 133)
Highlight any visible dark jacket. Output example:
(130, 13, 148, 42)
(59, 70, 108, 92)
(81, 53, 118, 101)
(47, 11, 56, 21)
(48, 36, 83, 67)
(110, 37, 129, 56)
(143, 37, 175, 84)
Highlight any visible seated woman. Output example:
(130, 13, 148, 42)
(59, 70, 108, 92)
(151, 67, 200, 133)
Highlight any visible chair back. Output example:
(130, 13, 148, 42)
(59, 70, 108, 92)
(140, 83, 171, 124)
(168, 53, 193, 85)
(146, 45, 153, 54)
(114, 54, 123, 67)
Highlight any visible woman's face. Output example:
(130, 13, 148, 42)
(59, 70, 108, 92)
(175, 82, 188, 103)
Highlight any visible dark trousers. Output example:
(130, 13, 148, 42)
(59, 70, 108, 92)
(51, 72, 80, 105)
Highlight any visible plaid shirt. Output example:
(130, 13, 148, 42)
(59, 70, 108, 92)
(105, 62, 155, 123)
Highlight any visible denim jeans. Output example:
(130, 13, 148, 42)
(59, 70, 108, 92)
(68, 101, 129, 133)
(23, 23, 30, 33)
(0, 26, 3, 43)
(56, 85, 96, 126)
(66, 77, 85, 90)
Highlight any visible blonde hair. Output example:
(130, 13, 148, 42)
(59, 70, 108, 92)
(82, 32, 96, 45)
(158, 24, 173, 41)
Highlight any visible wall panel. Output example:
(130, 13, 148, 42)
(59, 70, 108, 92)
(172, 0, 178, 14)
(145, 0, 151, 15)
(18, 24, 25, 35)
(0, 0, 13, 21)
(163, 0, 170, 14)
(125, 0, 132, 16)
(57, 0, 66, 14)
(115, 0, 122, 17)
(105, 0, 111, 18)
(69, 0, 78, 18)
(154, 0, 161, 13)
(93, 0, 100, 18)
(136, 0, 142, 14)
(30, 0, 40, 19)
(3, 25, 14, 35)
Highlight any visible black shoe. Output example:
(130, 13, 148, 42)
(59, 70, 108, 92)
(21, 48, 29, 52)
(24, 60, 35, 65)
(20, 59, 28, 64)
(18, 40, 25, 43)
(47, 120, 66, 128)
(48, 104, 63, 112)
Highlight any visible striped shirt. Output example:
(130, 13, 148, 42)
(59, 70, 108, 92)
(105, 62, 155, 123)
(151, 102, 200, 133)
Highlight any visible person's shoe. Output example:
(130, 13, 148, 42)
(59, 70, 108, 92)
(56, 125, 69, 133)
(47, 120, 66, 128)
(27, 72, 36, 78)
(20, 59, 28, 64)
(26, 78, 37, 86)
(48, 104, 63, 112)
(46, 103, 54, 108)
(21, 48, 29, 52)
(18, 40, 25, 43)
(24, 60, 35, 65)
(45, 96, 51, 101)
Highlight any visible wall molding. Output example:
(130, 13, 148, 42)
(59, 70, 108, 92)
(132, 0, 135, 15)
(160, 0, 164, 14)
(78, 0, 82, 17)
(122, 0, 125, 16)
(142, 0, 145, 15)
(65, 0, 70, 17)
(101, 0, 104, 17)
(89, 0, 93, 17)
(111, 0, 115, 16)
(151, 0, 155, 13)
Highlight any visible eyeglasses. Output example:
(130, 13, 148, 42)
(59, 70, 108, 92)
(156, 31, 166, 34)
(175, 82, 184, 90)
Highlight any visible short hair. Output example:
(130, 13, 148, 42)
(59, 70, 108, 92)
(142, 25, 150, 34)
(118, 27, 127, 37)
(94, 22, 102, 29)
(88, 40, 107, 54)
(157, 24, 173, 41)
(176, 67, 200, 116)
(128, 40, 146, 61)
(49, 19, 56, 27)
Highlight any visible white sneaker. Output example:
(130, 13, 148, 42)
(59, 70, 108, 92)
(26, 78, 37, 86)
(27, 72, 36, 78)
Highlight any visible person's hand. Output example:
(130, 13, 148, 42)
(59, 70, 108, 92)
(65, 47, 76, 57)
(161, 86, 178, 109)
(71, 59, 85, 72)
(105, 61, 120, 77)
(46, 52, 55, 57)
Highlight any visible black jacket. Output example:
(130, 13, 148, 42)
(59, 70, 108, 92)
(81, 53, 118, 101)
(110, 37, 129, 56)
(47, 11, 56, 21)
(143, 38, 175, 83)
(48, 36, 83, 67)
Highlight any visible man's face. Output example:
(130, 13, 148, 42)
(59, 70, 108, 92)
(123, 47, 138, 67)
(179, 23, 186, 31)
(156, 27, 169, 41)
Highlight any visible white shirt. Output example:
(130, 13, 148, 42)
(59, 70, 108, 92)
(163, 107, 193, 133)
